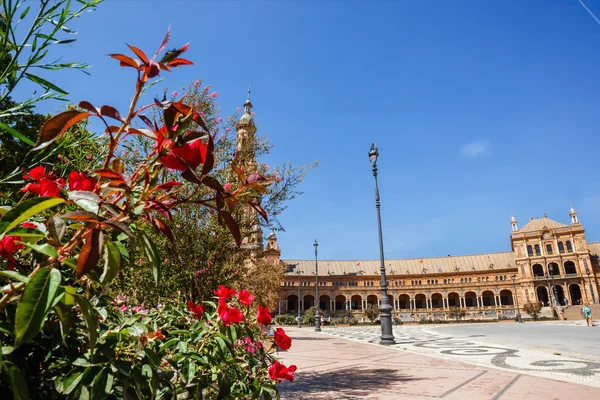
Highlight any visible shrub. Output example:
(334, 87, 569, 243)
(448, 307, 467, 322)
(523, 302, 543, 321)
(275, 314, 298, 325)
(365, 303, 380, 322)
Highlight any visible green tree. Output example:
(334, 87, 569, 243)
(523, 301, 542, 321)
(365, 303, 380, 322)
(448, 307, 467, 323)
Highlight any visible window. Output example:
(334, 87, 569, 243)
(566, 241, 573, 253)
(443, 279, 447, 284)
(558, 242, 565, 254)
(546, 244, 553, 255)
(527, 245, 533, 257)
(534, 244, 541, 256)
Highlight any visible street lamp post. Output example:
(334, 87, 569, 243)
(297, 269, 303, 328)
(511, 274, 522, 323)
(314, 240, 321, 332)
(544, 274, 553, 308)
(368, 143, 395, 345)
(549, 266, 559, 307)
(586, 270, 596, 304)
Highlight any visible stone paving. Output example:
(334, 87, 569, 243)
(277, 324, 600, 400)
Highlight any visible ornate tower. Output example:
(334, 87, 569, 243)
(264, 230, 282, 265)
(510, 214, 518, 232)
(235, 89, 263, 254)
(569, 203, 579, 225)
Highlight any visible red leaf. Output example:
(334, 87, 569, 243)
(233, 166, 246, 185)
(155, 181, 181, 191)
(76, 228, 104, 277)
(155, 28, 171, 59)
(137, 114, 156, 130)
(99, 105, 122, 121)
(101, 220, 134, 237)
(146, 200, 171, 220)
(247, 173, 266, 184)
(78, 101, 98, 114)
(108, 53, 140, 69)
(150, 216, 174, 242)
(201, 134, 214, 176)
(180, 168, 202, 185)
(219, 211, 241, 246)
(202, 176, 224, 192)
(93, 169, 124, 180)
(127, 44, 148, 64)
(167, 58, 194, 67)
(249, 201, 269, 223)
(33, 111, 91, 150)
(169, 101, 208, 131)
(61, 211, 103, 223)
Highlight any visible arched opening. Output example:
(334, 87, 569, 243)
(534, 244, 541, 256)
(532, 264, 544, 277)
(287, 295, 298, 312)
(482, 290, 495, 306)
(548, 262, 560, 276)
(431, 293, 443, 308)
(500, 289, 513, 305)
(448, 292, 460, 307)
(564, 261, 576, 275)
(320, 295, 331, 310)
(569, 284, 582, 305)
(303, 295, 314, 310)
(350, 295, 362, 310)
(387, 294, 393, 306)
(537, 286, 549, 306)
(399, 294, 410, 309)
(553, 285, 565, 305)
(367, 294, 378, 307)
(414, 293, 426, 309)
(527, 245, 533, 257)
(566, 241, 573, 253)
(558, 242, 565, 254)
(335, 295, 346, 310)
(464, 291, 477, 307)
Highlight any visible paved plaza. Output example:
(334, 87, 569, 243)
(277, 322, 600, 400)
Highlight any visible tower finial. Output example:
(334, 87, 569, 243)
(247, 84, 251, 101)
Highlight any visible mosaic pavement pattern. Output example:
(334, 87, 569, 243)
(322, 324, 600, 387)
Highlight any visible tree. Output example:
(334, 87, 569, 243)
(365, 303, 380, 322)
(448, 307, 467, 323)
(523, 301, 543, 321)
(302, 306, 317, 325)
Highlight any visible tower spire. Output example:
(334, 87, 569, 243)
(569, 202, 579, 224)
(510, 213, 518, 232)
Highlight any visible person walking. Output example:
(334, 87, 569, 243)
(582, 304, 593, 327)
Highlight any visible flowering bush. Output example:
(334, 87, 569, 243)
(0, 31, 294, 399)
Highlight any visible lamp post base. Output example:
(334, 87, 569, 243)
(379, 304, 395, 345)
(516, 313, 523, 323)
(297, 315, 302, 328)
(315, 313, 321, 332)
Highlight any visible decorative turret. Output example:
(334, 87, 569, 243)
(236, 87, 256, 153)
(510, 213, 518, 232)
(264, 230, 281, 264)
(569, 203, 579, 224)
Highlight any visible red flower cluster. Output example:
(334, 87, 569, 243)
(214, 285, 244, 326)
(256, 305, 272, 325)
(21, 166, 64, 197)
(187, 301, 205, 320)
(274, 328, 292, 350)
(0, 236, 24, 270)
(268, 361, 297, 382)
(68, 171, 97, 191)
(237, 289, 255, 305)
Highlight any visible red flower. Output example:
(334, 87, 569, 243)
(68, 171, 97, 192)
(237, 290, 255, 305)
(273, 328, 292, 350)
(256, 305, 272, 325)
(187, 300, 205, 320)
(157, 127, 208, 171)
(20, 222, 37, 229)
(0, 236, 24, 271)
(21, 166, 63, 197)
(268, 361, 297, 382)
(217, 298, 244, 326)
(214, 285, 235, 300)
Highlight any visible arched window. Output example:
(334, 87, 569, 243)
(566, 241, 573, 253)
(527, 245, 533, 257)
(534, 244, 541, 256)
(558, 242, 565, 254)
(546, 244, 553, 255)
(443, 279, 447, 284)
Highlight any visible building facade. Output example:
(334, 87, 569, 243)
(270, 209, 600, 321)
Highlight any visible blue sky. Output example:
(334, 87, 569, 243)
(13, 0, 600, 261)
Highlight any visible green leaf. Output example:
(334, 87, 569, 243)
(0, 321, 14, 337)
(100, 240, 120, 284)
(14, 268, 62, 346)
(58, 368, 83, 394)
(21, 242, 59, 258)
(0, 271, 29, 283)
(3, 227, 46, 238)
(91, 368, 112, 400)
(1, 361, 29, 400)
(24, 72, 68, 94)
(137, 230, 161, 286)
(74, 294, 98, 352)
(0, 197, 65, 235)
(230, 325, 237, 343)
(0, 121, 35, 146)
(215, 336, 228, 355)
(68, 191, 101, 214)
(54, 303, 74, 341)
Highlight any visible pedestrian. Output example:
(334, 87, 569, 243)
(582, 304, 593, 327)
(565, 298, 569, 307)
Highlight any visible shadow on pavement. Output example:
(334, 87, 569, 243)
(278, 367, 423, 399)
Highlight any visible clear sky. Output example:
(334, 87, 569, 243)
(14, 0, 600, 261)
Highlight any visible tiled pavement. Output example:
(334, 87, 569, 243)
(277, 326, 599, 400)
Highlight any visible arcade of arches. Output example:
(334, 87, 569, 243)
(268, 211, 600, 320)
